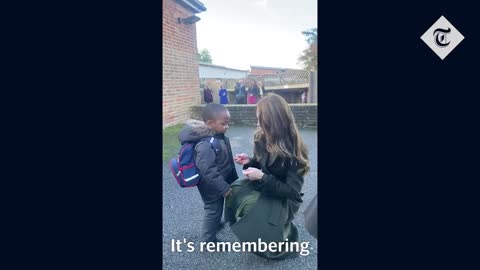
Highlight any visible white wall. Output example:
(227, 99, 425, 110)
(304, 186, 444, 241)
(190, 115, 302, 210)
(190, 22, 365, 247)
(199, 65, 247, 79)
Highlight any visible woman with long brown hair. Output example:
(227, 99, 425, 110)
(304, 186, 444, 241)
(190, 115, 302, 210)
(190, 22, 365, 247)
(225, 93, 310, 260)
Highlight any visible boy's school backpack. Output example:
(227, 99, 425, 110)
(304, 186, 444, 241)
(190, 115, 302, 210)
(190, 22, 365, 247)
(169, 137, 221, 188)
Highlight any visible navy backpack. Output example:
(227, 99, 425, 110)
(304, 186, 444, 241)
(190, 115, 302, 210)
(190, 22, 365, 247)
(169, 137, 221, 188)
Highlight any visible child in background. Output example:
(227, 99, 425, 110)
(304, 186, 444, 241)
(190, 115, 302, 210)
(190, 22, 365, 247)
(219, 85, 229, 104)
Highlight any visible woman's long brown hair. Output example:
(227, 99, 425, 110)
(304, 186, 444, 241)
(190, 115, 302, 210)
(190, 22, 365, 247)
(254, 93, 310, 176)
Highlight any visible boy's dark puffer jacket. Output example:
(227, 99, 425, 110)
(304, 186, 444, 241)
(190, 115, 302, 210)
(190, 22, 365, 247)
(178, 120, 238, 203)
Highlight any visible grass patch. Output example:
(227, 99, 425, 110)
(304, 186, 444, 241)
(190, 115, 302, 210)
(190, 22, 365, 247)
(162, 124, 183, 162)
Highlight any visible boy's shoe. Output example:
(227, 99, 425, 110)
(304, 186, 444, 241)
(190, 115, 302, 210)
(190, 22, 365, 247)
(218, 221, 226, 231)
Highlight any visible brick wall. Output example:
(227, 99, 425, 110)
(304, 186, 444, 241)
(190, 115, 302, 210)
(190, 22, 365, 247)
(163, 0, 202, 128)
(190, 104, 317, 129)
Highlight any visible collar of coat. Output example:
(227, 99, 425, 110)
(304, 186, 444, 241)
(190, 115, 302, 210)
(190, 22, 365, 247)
(185, 119, 216, 137)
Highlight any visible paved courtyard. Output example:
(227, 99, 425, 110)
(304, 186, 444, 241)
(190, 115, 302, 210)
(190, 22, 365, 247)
(163, 126, 318, 270)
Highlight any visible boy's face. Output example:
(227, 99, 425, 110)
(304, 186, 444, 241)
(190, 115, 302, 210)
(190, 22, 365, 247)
(207, 111, 230, 134)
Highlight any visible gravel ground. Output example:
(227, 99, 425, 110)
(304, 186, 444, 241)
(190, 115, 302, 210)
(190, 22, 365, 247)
(163, 126, 318, 270)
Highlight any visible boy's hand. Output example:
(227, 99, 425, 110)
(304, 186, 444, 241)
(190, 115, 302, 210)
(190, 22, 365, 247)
(234, 153, 250, 165)
(243, 168, 264, 181)
(223, 188, 232, 198)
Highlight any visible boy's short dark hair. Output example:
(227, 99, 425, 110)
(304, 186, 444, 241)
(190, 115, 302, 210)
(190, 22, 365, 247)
(202, 103, 228, 122)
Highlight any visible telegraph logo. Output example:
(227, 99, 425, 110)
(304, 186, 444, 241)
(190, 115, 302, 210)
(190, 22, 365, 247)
(421, 16, 464, 60)
(433, 27, 451, 48)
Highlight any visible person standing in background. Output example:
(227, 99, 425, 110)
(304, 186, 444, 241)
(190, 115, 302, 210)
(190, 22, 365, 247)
(257, 81, 265, 99)
(204, 86, 213, 104)
(240, 81, 248, 104)
(247, 80, 259, 104)
(219, 85, 229, 105)
(235, 81, 247, 104)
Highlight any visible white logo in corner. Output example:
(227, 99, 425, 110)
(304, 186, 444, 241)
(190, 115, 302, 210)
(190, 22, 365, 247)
(421, 16, 464, 60)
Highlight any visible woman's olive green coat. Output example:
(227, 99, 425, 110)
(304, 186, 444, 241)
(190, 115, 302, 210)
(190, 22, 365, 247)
(225, 140, 305, 260)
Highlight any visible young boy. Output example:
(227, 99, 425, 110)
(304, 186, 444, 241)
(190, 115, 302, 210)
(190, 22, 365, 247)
(178, 104, 238, 242)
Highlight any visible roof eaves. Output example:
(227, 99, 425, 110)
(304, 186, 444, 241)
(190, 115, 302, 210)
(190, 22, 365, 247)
(250, 65, 292, 71)
(175, 0, 207, 13)
(199, 62, 248, 72)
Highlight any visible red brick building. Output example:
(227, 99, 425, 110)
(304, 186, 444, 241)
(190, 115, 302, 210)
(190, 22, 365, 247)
(163, 0, 206, 128)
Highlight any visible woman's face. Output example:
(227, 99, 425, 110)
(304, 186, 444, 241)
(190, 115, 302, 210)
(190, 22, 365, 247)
(256, 111, 260, 127)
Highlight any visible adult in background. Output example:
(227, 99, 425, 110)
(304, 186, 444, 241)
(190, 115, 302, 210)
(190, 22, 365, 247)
(219, 85, 229, 105)
(257, 81, 265, 99)
(247, 80, 260, 104)
(241, 81, 248, 104)
(235, 81, 247, 104)
(204, 86, 213, 104)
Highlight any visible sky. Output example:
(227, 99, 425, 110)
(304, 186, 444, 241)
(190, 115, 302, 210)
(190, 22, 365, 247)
(196, 0, 317, 71)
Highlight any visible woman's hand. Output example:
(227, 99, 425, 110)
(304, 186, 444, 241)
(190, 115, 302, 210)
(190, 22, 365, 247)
(234, 153, 250, 165)
(243, 167, 264, 181)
